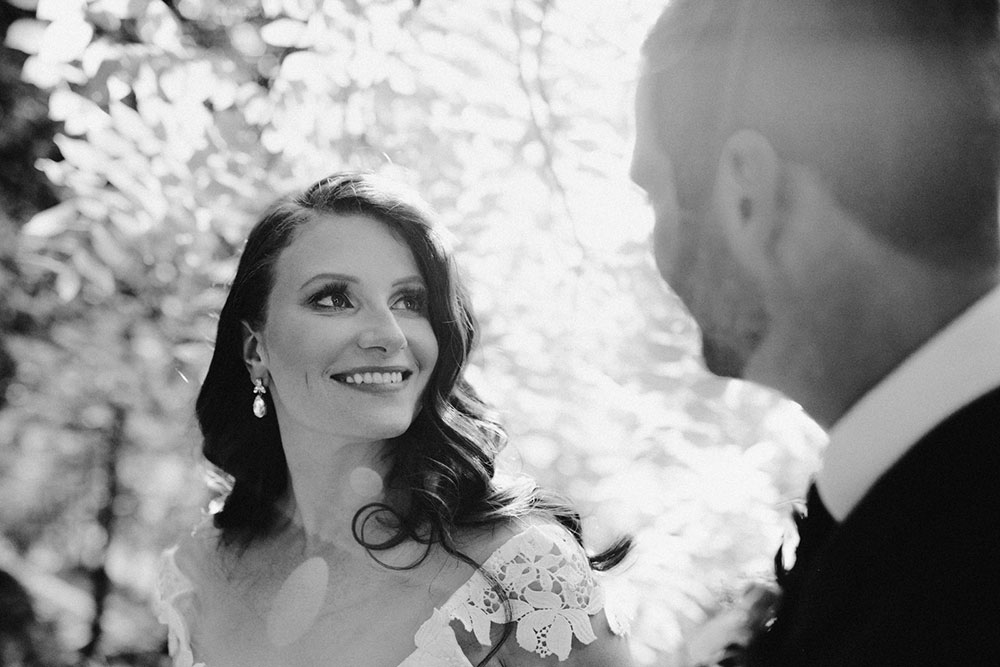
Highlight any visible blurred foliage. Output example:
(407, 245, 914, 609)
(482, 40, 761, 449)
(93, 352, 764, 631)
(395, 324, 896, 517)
(0, 0, 826, 664)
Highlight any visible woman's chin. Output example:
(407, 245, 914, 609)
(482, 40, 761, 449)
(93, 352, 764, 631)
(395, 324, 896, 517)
(356, 416, 415, 442)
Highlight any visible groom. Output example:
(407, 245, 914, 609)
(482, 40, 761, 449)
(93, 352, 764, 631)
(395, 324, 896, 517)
(631, 0, 1000, 664)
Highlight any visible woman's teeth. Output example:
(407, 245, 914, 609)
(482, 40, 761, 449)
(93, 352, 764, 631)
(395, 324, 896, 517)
(343, 371, 404, 385)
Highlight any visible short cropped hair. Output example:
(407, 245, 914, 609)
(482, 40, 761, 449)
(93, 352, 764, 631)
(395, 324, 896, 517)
(642, 0, 1000, 268)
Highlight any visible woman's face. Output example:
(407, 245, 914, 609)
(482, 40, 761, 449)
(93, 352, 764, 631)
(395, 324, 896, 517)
(249, 213, 439, 446)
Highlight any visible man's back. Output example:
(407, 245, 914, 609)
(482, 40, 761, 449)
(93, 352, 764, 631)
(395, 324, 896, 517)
(752, 387, 1000, 665)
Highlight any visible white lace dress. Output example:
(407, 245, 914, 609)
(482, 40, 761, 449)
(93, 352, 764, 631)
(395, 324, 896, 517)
(155, 523, 626, 666)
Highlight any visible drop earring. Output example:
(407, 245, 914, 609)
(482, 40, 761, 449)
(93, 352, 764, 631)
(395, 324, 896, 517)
(252, 378, 267, 418)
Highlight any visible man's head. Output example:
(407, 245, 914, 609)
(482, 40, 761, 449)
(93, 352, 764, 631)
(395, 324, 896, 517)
(632, 0, 1000, 418)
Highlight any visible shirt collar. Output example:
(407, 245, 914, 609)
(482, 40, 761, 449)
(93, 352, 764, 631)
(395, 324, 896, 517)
(816, 284, 1000, 521)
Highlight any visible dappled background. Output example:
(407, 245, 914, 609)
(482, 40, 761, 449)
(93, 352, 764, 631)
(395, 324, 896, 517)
(0, 0, 825, 664)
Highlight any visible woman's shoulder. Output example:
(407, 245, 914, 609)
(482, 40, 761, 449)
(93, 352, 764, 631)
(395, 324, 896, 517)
(155, 516, 223, 667)
(158, 513, 240, 609)
(170, 515, 226, 578)
(438, 515, 632, 664)
(457, 514, 579, 567)
(461, 515, 603, 617)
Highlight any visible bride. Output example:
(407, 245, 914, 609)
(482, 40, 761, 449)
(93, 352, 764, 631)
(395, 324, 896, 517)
(155, 172, 634, 667)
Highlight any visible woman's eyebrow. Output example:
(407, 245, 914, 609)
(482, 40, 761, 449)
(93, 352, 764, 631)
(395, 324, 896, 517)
(298, 273, 357, 290)
(392, 275, 425, 287)
(298, 273, 425, 290)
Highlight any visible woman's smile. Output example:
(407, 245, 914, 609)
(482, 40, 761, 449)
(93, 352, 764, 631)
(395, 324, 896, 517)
(330, 366, 414, 391)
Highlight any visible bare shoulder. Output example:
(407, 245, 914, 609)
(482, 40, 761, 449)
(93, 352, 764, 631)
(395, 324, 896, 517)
(170, 515, 230, 587)
(455, 513, 574, 566)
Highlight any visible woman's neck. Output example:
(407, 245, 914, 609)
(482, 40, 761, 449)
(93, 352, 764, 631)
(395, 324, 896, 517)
(279, 432, 394, 555)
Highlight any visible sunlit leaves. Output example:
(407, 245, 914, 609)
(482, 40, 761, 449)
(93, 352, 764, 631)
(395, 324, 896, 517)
(2, 0, 827, 662)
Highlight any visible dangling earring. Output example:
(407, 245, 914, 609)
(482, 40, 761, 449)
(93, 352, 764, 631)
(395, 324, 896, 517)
(252, 378, 267, 418)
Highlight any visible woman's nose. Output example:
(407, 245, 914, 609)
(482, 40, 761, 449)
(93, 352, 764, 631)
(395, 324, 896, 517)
(357, 308, 407, 354)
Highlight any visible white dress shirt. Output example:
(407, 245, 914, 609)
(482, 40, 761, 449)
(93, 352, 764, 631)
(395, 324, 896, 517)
(816, 284, 1000, 521)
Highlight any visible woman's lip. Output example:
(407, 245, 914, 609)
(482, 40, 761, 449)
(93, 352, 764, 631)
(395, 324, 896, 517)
(332, 366, 411, 375)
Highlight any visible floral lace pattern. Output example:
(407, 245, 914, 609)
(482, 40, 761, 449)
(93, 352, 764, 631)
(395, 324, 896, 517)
(156, 522, 615, 666)
(425, 523, 608, 662)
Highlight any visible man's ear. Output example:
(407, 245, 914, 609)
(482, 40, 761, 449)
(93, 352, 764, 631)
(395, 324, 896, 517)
(242, 321, 268, 378)
(714, 128, 782, 275)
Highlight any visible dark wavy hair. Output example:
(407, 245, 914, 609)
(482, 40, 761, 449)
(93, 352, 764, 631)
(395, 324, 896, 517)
(196, 172, 631, 659)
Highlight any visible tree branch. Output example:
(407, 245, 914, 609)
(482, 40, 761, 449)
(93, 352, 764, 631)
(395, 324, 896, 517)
(509, 0, 589, 264)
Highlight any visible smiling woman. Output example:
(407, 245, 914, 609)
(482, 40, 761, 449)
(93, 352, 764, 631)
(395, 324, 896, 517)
(154, 172, 635, 667)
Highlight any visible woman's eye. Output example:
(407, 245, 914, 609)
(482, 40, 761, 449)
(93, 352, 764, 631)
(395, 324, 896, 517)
(393, 291, 427, 313)
(313, 291, 353, 309)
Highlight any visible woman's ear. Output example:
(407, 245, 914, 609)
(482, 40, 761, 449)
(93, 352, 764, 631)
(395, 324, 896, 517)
(242, 321, 268, 378)
(714, 128, 782, 276)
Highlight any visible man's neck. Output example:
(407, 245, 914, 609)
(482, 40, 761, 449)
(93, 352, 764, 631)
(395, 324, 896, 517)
(751, 259, 998, 429)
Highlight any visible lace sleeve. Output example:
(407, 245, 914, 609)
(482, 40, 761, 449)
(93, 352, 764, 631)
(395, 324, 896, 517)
(154, 546, 205, 667)
(442, 523, 610, 662)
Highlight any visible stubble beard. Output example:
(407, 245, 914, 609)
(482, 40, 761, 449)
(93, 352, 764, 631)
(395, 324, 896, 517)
(669, 216, 769, 381)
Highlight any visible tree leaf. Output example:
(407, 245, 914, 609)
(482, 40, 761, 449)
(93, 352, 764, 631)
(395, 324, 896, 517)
(3, 18, 47, 55)
(260, 18, 307, 47)
(36, 0, 86, 22)
(90, 0, 153, 20)
(22, 201, 78, 238)
(38, 20, 94, 64)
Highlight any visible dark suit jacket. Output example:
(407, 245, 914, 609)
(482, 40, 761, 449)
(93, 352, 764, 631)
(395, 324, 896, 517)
(748, 385, 1000, 666)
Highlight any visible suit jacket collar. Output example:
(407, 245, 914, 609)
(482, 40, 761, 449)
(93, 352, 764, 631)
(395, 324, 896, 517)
(817, 284, 1000, 521)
